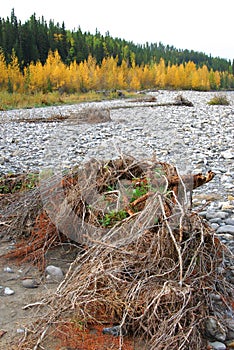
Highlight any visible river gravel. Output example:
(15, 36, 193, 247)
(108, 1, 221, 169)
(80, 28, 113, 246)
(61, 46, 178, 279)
(0, 90, 234, 201)
(0, 91, 234, 349)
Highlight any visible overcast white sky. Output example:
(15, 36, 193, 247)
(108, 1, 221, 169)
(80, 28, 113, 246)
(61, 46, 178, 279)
(1, 0, 233, 61)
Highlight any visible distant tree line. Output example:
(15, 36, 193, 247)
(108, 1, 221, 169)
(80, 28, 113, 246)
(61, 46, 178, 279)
(0, 9, 233, 74)
(2, 49, 234, 94)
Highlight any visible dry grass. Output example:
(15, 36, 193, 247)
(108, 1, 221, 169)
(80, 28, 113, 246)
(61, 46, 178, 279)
(0, 90, 135, 110)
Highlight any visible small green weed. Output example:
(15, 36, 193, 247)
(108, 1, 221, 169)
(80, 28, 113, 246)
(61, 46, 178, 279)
(131, 185, 148, 202)
(0, 173, 39, 194)
(99, 210, 128, 227)
(208, 94, 230, 105)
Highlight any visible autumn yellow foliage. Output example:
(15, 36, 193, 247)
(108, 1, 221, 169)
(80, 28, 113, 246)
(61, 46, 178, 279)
(0, 49, 229, 94)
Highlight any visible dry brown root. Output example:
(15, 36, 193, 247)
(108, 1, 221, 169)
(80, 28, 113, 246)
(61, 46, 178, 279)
(2, 156, 229, 350)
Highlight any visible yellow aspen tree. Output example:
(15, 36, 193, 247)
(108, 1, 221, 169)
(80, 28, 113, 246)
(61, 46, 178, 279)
(68, 60, 80, 91)
(128, 65, 141, 90)
(98, 57, 107, 89)
(150, 63, 158, 88)
(78, 60, 90, 91)
(99, 56, 119, 90)
(43, 50, 68, 91)
(113, 56, 128, 90)
(184, 61, 197, 89)
(27, 60, 47, 92)
(107, 56, 119, 89)
(141, 64, 154, 89)
(0, 50, 8, 90)
(209, 69, 218, 90)
(7, 50, 24, 92)
(198, 65, 210, 90)
(120, 59, 131, 88)
(176, 64, 186, 88)
(214, 71, 221, 89)
(165, 64, 178, 88)
(87, 55, 98, 90)
(191, 70, 200, 89)
(208, 70, 221, 90)
(129, 73, 141, 90)
(155, 58, 166, 88)
(116, 66, 127, 89)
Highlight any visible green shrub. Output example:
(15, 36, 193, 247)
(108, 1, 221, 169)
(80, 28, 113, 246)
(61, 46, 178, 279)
(208, 94, 230, 105)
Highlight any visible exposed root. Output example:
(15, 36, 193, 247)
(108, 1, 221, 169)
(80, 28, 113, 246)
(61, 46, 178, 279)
(1, 155, 231, 350)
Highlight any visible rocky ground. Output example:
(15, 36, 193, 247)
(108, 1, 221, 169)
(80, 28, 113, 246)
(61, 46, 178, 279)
(0, 90, 234, 349)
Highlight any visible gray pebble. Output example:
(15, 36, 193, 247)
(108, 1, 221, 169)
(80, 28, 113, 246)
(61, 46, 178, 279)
(208, 341, 226, 350)
(211, 223, 220, 230)
(205, 318, 226, 342)
(216, 233, 234, 242)
(210, 218, 222, 224)
(199, 211, 207, 217)
(225, 218, 234, 226)
(216, 225, 234, 235)
(45, 265, 64, 281)
(207, 212, 229, 220)
(22, 279, 39, 289)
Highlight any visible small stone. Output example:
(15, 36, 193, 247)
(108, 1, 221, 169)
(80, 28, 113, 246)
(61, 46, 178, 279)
(216, 225, 234, 235)
(225, 218, 234, 226)
(216, 233, 234, 241)
(210, 218, 222, 224)
(199, 211, 207, 217)
(4, 287, 15, 296)
(226, 320, 234, 341)
(210, 293, 222, 301)
(45, 265, 64, 281)
(211, 223, 220, 230)
(206, 212, 228, 220)
(102, 325, 127, 337)
(221, 150, 234, 159)
(16, 328, 25, 334)
(224, 183, 234, 189)
(22, 279, 39, 289)
(3, 267, 13, 273)
(205, 317, 226, 342)
(208, 341, 226, 350)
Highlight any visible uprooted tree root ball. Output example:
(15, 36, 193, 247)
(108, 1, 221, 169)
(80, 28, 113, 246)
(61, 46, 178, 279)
(1, 156, 233, 349)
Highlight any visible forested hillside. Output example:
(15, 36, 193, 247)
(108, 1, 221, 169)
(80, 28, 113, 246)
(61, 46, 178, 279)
(0, 9, 234, 93)
(1, 9, 233, 71)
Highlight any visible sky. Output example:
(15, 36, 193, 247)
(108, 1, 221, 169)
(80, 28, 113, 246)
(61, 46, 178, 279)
(1, 0, 233, 61)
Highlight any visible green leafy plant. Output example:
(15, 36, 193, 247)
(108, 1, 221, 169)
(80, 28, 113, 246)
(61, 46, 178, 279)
(99, 210, 128, 227)
(130, 185, 148, 202)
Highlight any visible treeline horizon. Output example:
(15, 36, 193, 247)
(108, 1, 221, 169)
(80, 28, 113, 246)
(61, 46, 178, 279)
(0, 9, 233, 74)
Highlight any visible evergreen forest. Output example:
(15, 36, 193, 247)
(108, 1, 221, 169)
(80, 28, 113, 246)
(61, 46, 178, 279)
(0, 9, 234, 94)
